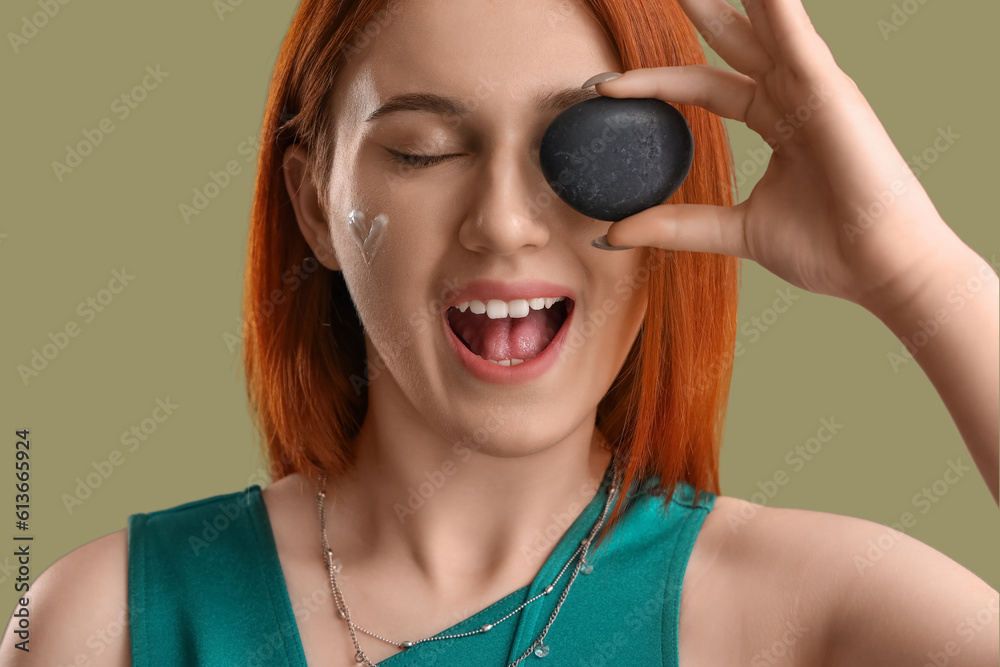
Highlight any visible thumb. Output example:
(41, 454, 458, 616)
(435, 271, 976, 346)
(597, 202, 749, 258)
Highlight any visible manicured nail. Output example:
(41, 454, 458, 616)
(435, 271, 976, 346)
(581, 72, 622, 89)
(591, 234, 634, 251)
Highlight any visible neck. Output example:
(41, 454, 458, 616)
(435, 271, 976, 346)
(326, 409, 614, 602)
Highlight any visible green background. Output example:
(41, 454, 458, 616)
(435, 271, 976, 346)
(1, 0, 997, 626)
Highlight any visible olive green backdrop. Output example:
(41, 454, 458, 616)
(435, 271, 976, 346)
(2, 0, 997, 626)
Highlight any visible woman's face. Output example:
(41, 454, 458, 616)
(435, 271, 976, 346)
(291, 0, 654, 455)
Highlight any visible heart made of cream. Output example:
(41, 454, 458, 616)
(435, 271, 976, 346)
(347, 209, 388, 265)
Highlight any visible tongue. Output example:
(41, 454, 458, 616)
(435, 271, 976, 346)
(450, 307, 559, 361)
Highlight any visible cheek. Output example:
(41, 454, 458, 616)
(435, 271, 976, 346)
(595, 253, 652, 340)
(328, 153, 457, 352)
(598, 252, 648, 301)
(340, 264, 425, 380)
(338, 155, 459, 265)
(337, 226, 440, 360)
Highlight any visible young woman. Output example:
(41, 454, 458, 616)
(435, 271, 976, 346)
(3, 0, 997, 665)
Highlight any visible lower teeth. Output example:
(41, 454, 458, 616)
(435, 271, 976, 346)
(478, 355, 525, 366)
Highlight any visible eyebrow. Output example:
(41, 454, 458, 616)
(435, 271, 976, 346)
(364, 85, 603, 123)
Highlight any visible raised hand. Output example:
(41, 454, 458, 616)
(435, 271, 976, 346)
(591, 0, 971, 317)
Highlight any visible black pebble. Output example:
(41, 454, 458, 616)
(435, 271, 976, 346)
(539, 96, 694, 222)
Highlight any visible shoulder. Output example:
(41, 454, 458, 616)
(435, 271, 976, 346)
(678, 495, 832, 665)
(0, 528, 130, 666)
(683, 495, 999, 667)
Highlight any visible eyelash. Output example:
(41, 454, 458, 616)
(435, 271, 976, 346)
(388, 150, 457, 168)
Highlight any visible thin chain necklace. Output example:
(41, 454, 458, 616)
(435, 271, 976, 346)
(315, 460, 620, 666)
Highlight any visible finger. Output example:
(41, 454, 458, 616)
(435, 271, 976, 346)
(737, 0, 780, 62)
(753, 0, 837, 79)
(603, 202, 750, 259)
(676, 0, 774, 78)
(595, 65, 756, 124)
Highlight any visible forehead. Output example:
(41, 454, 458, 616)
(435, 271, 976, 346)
(330, 0, 623, 127)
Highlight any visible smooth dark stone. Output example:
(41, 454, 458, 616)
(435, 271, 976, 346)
(539, 96, 694, 222)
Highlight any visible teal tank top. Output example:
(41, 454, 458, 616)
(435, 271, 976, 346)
(127, 470, 715, 666)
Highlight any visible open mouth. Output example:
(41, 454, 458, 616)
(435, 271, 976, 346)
(446, 298, 574, 365)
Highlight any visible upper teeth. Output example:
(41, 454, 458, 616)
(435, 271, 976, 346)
(454, 296, 567, 319)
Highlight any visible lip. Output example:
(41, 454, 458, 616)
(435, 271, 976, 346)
(440, 296, 575, 385)
(440, 279, 578, 313)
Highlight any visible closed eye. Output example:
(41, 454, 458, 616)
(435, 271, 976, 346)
(387, 149, 461, 168)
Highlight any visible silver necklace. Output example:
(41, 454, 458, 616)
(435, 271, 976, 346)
(315, 460, 620, 666)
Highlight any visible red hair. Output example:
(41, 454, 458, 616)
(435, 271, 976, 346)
(243, 0, 740, 548)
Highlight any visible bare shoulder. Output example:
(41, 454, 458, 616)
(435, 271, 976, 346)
(681, 495, 999, 667)
(678, 495, 833, 666)
(0, 528, 131, 666)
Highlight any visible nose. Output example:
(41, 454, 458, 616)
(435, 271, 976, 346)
(458, 140, 552, 256)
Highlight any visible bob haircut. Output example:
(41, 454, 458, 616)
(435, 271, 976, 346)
(243, 0, 740, 548)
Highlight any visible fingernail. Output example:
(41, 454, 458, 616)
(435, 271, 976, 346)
(581, 72, 622, 89)
(591, 234, 634, 251)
